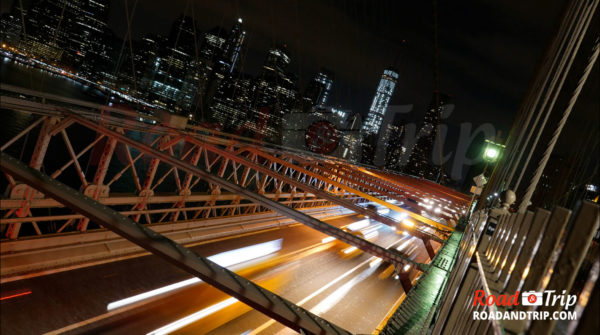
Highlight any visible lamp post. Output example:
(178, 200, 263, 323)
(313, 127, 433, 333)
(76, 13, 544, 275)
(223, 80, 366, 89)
(468, 140, 505, 214)
(475, 139, 505, 210)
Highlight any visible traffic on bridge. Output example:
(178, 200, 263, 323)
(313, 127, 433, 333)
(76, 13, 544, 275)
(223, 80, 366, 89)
(1, 0, 598, 334)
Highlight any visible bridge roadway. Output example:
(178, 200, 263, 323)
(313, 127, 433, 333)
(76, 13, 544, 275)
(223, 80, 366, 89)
(0, 210, 436, 334)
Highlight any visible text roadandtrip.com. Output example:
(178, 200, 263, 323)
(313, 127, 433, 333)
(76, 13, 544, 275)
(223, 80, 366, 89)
(471, 290, 578, 321)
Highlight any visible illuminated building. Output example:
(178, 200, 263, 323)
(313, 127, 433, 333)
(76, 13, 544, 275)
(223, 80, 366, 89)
(4, 0, 112, 77)
(253, 47, 299, 142)
(384, 121, 407, 171)
(203, 19, 247, 117)
(223, 18, 246, 73)
(144, 16, 199, 113)
(119, 34, 163, 94)
(209, 74, 254, 131)
(371, 104, 413, 166)
(0, 12, 24, 45)
(305, 69, 334, 106)
(361, 68, 399, 136)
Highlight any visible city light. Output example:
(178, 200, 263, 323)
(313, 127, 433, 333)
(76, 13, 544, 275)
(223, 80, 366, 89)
(1, 0, 596, 333)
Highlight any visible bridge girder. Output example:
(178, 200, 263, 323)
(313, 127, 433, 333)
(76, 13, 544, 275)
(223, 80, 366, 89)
(1, 152, 352, 335)
(1, 93, 469, 271)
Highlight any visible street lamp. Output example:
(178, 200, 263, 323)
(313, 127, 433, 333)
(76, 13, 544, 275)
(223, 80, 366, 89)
(468, 139, 507, 215)
(483, 139, 505, 163)
(476, 139, 506, 211)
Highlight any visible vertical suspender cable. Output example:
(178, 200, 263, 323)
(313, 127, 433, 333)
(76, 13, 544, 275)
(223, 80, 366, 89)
(519, 34, 599, 212)
(506, 0, 583, 190)
(489, 0, 578, 192)
(432, 0, 445, 183)
(515, 1, 596, 189)
(514, 0, 597, 193)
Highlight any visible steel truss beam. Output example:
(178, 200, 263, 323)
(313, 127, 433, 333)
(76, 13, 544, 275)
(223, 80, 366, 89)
(190, 142, 441, 258)
(70, 114, 426, 270)
(0, 110, 338, 238)
(0, 152, 351, 335)
(1, 95, 468, 269)
(197, 141, 444, 241)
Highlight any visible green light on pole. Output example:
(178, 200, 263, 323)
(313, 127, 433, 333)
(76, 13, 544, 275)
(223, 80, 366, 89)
(483, 139, 505, 163)
(484, 147, 499, 160)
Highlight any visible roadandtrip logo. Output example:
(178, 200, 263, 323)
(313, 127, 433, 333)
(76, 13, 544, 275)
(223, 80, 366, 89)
(471, 290, 578, 321)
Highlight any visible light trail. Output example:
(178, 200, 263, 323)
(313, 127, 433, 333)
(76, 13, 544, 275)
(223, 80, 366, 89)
(342, 246, 358, 254)
(249, 238, 407, 335)
(0, 290, 32, 301)
(321, 236, 336, 244)
(146, 297, 238, 335)
(309, 266, 378, 316)
(107, 239, 282, 310)
(346, 219, 370, 231)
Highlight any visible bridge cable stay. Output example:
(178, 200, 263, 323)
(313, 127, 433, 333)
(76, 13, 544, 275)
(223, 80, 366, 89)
(0, 152, 352, 335)
(110, 0, 139, 105)
(519, 35, 599, 212)
(481, 0, 595, 206)
(507, 0, 585, 190)
(124, 0, 139, 94)
(487, 0, 578, 192)
(432, 0, 445, 184)
(512, 0, 596, 192)
(497, 0, 581, 190)
(497, 0, 592, 193)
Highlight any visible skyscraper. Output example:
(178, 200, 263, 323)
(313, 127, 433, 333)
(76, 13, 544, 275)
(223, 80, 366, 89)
(361, 68, 399, 136)
(223, 18, 246, 73)
(305, 69, 334, 106)
(404, 92, 452, 180)
(8, 0, 112, 74)
(209, 74, 254, 131)
(200, 27, 228, 63)
(202, 19, 247, 117)
(384, 121, 407, 171)
(69, 0, 112, 77)
(253, 47, 299, 142)
(144, 16, 199, 112)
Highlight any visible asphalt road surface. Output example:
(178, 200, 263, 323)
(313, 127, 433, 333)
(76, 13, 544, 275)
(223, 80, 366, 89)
(1, 210, 437, 335)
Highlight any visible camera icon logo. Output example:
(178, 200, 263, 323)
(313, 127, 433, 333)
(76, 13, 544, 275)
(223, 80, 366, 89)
(522, 291, 543, 306)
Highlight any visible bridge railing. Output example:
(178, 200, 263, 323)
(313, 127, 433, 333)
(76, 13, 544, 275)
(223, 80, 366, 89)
(430, 201, 599, 335)
(377, 211, 488, 334)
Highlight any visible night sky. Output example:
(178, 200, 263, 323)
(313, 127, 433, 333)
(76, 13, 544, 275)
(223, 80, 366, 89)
(2, 0, 598, 183)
